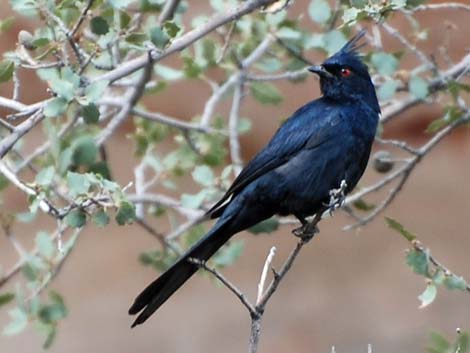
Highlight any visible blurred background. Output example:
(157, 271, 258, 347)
(0, 1, 469, 352)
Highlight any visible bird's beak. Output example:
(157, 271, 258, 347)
(308, 65, 333, 79)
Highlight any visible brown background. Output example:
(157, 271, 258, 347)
(1, 1, 469, 352)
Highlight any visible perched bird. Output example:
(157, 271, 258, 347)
(129, 31, 380, 327)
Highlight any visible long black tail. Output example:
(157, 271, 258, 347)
(128, 218, 234, 327)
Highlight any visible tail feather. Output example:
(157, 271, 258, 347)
(129, 219, 234, 327)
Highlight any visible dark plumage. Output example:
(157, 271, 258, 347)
(128, 31, 380, 328)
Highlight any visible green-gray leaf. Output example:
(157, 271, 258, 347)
(85, 81, 109, 102)
(342, 7, 361, 25)
(66, 171, 91, 197)
(443, 275, 468, 291)
(81, 103, 100, 124)
(65, 209, 86, 228)
(35, 166, 55, 187)
(0, 293, 14, 308)
(409, 75, 429, 99)
(163, 21, 181, 38)
(406, 249, 429, 276)
(154, 65, 184, 81)
(43, 98, 68, 118)
(308, 0, 331, 24)
(0, 59, 14, 82)
(150, 27, 169, 49)
(72, 136, 98, 166)
(181, 191, 206, 209)
(378, 80, 400, 101)
(90, 16, 109, 35)
(371, 52, 399, 76)
(249, 217, 279, 234)
(385, 217, 416, 242)
(428, 332, 451, 353)
(108, 0, 134, 9)
(418, 283, 437, 308)
(0, 17, 15, 33)
(92, 209, 110, 227)
(115, 201, 136, 225)
(250, 82, 282, 105)
(50, 79, 75, 101)
(213, 240, 244, 267)
(2, 308, 28, 335)
(192, 165, 214, 186)
(35, 231, 55, 259)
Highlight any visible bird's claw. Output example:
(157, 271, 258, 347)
(324, 179, 348, 215)
(292, 222, 319, 241)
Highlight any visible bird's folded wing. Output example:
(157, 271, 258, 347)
(207, 110, 343, 217)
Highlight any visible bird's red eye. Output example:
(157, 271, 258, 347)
(341, 68, 352, 77)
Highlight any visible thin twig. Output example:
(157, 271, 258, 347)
(216, 21, 236, 64)
(381, 22, 434, 70)
(189, 258, 257, 315)
(375, 137, 419, 155)
(71, 0, 95, 36)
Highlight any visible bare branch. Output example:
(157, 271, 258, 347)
(158, 0, 182, 24)
(99, 98, 216, 133)
(0, 96, 29, 112)
(246, 69, 307, 82)
(375, 137, 420, 155)
(411, 3, 470, 12)
(0, 110, 46, 158)
(127, 193, 205, 220)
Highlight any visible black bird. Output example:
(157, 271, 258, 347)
(129, 31, 380, 327)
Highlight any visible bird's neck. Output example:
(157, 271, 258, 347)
(320, 82, 380, 115)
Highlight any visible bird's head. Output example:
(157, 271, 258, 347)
(309, 31, 380, 114)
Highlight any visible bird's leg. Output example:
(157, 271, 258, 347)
(324, 179, 348, 216)
(292, 216, 307, 237)
(292, 215, 320, 241)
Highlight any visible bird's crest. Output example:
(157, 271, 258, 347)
(338, 29, 367, 57)
(323, 30, 369, 77)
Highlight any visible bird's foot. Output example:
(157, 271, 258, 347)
(324, 179, 348, 215)
(292, 222, 319, 241)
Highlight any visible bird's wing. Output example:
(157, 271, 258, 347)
(208, 102, 342, 217)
